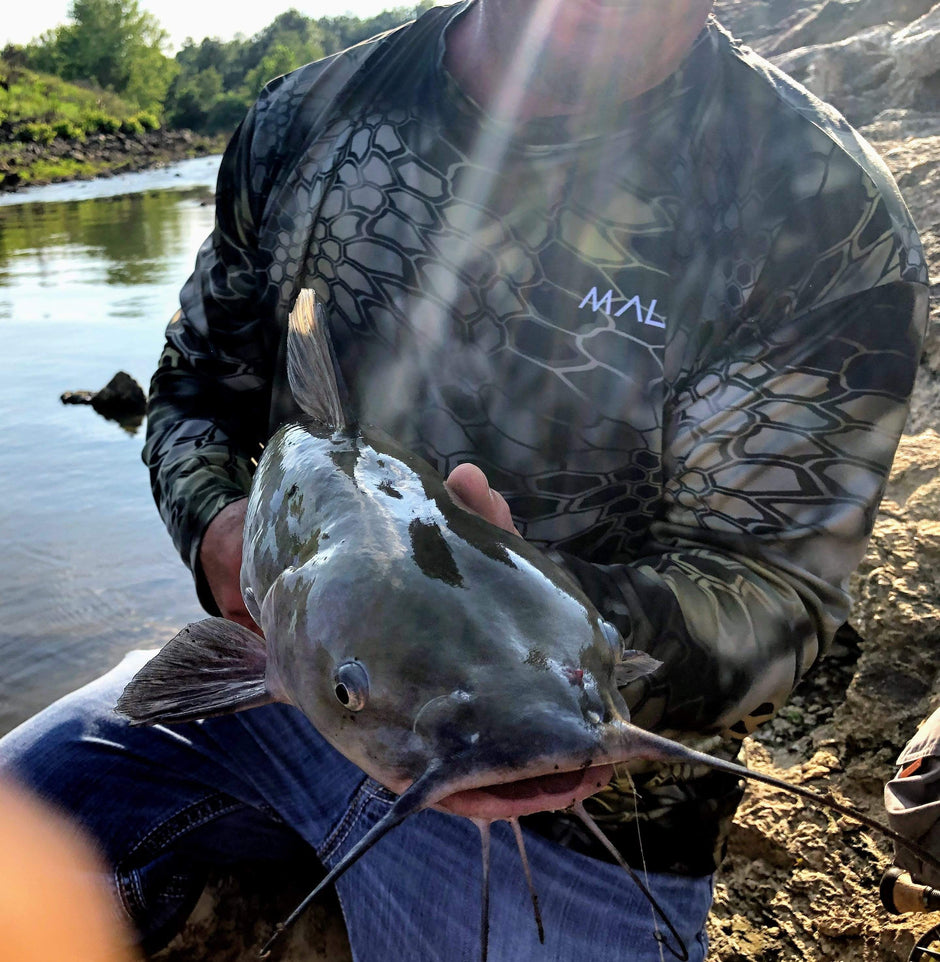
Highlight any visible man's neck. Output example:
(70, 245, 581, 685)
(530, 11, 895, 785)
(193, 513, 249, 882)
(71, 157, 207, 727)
(444, 0, 714, 125)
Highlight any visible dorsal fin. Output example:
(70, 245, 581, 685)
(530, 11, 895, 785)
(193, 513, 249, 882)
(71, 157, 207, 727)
(287, 289, 355, 431)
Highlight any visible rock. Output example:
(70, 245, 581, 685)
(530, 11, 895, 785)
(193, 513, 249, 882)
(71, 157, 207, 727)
(713, 0, 940, 128)
(61, 371, 146, 429)
(890, 4, 940, 83)
(771, 25, 896, 124)
(765, 0, 938, 56)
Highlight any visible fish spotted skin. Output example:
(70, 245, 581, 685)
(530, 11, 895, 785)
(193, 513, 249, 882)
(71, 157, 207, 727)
(242, 411, 629, 805)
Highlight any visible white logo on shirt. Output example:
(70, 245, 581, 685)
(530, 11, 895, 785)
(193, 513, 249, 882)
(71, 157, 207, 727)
(578, 287, 665, 329)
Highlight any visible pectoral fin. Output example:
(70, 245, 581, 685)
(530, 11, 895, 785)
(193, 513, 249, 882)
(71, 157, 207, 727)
(116, 617, 280, 725)
(613, 649, 663, 687)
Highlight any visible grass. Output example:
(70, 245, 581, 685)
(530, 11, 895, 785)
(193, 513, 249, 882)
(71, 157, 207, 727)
(16, 156, 100, 182)
(0, 56, 173, 188)
(0, 59, 148, 141)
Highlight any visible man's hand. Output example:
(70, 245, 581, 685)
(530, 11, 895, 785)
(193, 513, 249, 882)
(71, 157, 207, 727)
(445, 463, 520, 536)
(198, 498, 261, 634)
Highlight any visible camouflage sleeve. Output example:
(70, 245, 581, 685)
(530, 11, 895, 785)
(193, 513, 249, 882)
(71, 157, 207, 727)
(560, 277, 928, 738)
(141, 39, 400, 612)
(142, 104, 273, 613)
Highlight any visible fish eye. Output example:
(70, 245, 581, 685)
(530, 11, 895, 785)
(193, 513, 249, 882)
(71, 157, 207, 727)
(333, 661, 369, 711)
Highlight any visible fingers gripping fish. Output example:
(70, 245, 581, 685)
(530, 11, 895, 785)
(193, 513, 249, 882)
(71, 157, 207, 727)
(117, 290, 940, 961)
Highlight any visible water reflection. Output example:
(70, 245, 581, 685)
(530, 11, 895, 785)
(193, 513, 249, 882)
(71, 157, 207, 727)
(0, 162, 221, 734)
(0, 187, 215, 288)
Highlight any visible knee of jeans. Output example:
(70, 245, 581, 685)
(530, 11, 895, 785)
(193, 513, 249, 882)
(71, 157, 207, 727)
(113, 796, 311, 952)
(115, 852, 207, 954)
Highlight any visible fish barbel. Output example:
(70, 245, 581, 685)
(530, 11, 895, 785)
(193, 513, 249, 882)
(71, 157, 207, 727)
(118, 290, 940, 960)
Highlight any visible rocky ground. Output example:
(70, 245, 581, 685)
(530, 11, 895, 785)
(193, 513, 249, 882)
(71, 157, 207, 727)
(704, 3, 940, 959)
(151, 2, 940, 960)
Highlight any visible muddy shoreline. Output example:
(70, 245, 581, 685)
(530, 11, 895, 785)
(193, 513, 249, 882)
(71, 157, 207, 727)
(0, 127, 226, 193)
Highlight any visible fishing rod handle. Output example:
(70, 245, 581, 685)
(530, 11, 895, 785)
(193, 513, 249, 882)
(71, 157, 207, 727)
(881, 866, 940, 915)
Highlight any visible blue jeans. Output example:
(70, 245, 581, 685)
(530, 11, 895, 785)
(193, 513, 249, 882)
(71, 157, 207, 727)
(0, 651, 713, 961)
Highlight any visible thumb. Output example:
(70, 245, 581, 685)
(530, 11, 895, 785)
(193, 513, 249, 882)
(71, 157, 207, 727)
(445, 463, 519, 536)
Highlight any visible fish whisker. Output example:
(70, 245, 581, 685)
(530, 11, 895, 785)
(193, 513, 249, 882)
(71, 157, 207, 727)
(571, 800, 689, 962)
(472, 818, 492, 962)
(509, 816, 544, 944)
(258, 762, 446, 959)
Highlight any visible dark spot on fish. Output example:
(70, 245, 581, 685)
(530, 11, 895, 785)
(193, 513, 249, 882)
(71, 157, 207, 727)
(409, 519, 464, 588)
(329, 445, 359, 482)
(378, 480, 403, 499)
(524, 648, 548, 670)
(435, 487, 518, 569)
(288, 493, 305, 521)
(287, 484, 298, 498)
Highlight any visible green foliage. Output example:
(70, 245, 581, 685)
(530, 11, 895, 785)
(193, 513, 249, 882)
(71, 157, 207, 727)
(86, 110, 121, 133)
(18, 122, 56, 144)
(4, 0, 438, 150)
(18, 156, 98, 182)
(164, 3, 433, 136)
(0, 58, 149, 147)
(21, 0, 178, 112)
(133, 111, 160, 130)
(53, 119, 85, 140)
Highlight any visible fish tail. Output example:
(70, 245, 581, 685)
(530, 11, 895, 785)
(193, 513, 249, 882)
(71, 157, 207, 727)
(287, 289, 356, 431)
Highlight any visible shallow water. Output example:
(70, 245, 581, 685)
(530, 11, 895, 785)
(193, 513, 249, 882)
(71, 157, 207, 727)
(0, 157, 223, 734)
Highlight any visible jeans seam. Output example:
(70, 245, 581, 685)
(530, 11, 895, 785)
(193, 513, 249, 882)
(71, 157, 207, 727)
(319, 777, 375, 864)
(362, 780, 396, 804)
(112, 792, 244, 922)
(123, 791, 245, 863)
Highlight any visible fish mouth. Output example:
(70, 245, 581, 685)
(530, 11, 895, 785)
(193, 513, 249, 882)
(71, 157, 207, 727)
(433, 763, 614, 820)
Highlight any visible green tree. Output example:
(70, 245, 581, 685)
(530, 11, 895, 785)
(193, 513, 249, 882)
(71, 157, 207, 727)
(244, 42, 301, 94)
(164, 65, 223, 130)
(28, 0, 177, 112)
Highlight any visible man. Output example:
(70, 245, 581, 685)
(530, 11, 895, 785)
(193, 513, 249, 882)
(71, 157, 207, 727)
(0, 0, 928, 959)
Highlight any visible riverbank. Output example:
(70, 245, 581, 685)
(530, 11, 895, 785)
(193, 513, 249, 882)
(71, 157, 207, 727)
(0, 127, 227, 193)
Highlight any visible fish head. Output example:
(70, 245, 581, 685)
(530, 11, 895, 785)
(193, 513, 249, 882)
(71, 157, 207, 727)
(262, 521, 652, 820)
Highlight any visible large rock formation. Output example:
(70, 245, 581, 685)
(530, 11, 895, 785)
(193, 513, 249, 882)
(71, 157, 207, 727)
(709, 430, 940, 962)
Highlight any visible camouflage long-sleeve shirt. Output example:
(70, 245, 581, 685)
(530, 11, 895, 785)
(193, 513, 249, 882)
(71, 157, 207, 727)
(143, 4, 928, 873)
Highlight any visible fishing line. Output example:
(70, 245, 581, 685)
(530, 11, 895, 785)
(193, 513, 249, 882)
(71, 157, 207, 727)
(571, 801, 689, 961)
(625, 770, 667, 962)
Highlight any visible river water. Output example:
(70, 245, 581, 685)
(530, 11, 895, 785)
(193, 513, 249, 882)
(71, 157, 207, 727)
(0, 156, 223, 734)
